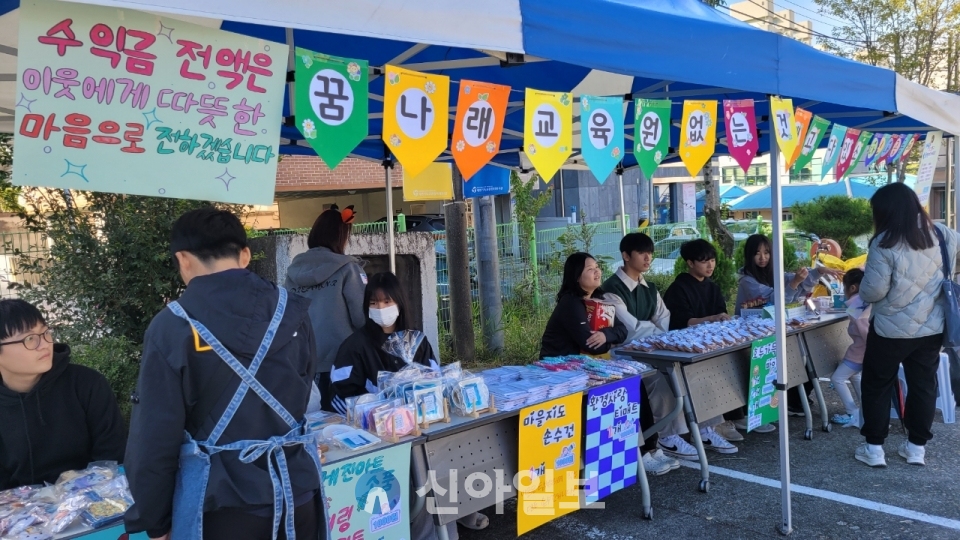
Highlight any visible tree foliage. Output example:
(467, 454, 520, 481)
(0, 135, 22, 213)
(672, 240, 738, 300)
(791, 195, 873, 256)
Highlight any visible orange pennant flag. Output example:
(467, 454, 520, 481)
(452, 81, 510, 180)
(787, 108, 813, 169)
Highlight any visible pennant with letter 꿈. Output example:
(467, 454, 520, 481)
(383, 65, 450, 178)
(850, 131, 873, 174)
(723, 99, 757, 173)
(886, 134, 906, 164)
(834, 128, 861, 181)
(679, 100, 718, 177)
(524, 89, 573, 182)
(863, 133, 882, 168)
(770, 97, 799, 163)
(820, 124, 847, 180)
(452, 80, 510, 181)
(634, 99, 671, 179)
(898, 134, 921, 164)
(294, 48, 368, 170)
(788, 108, 813, 168)
(580, 95, 625, 184)
(793, 115, 829, 172)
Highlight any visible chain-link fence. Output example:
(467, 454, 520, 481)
(0, 231, 50, 299)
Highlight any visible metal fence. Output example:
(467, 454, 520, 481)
(0, 231, 50, 298)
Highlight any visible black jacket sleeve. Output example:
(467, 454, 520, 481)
(330, 334, 377, 413)
(82, 370, 127, 463)
(663, 282, 695, 330)
(413, 339, 438, 368)
(599, 316, 628, 351)
(552, 295, 624, 354)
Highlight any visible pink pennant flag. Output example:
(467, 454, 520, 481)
(723, 99, 758, 173)
(834, 128, 861, 181)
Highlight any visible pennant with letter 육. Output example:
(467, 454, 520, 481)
(679, 100, 718, 177)
(294, 48, 368, 170)
(452, 80, 510, 181)
(580, 95, 625, 184)
(820, 124, 847, 180)
(722, 99, 757, 173)
(787, 108, 813, 168)
(850, 131, 873, 174)
(634, 99, 671, 179)
(770, 97, 799, 163)
(863, 133, 882, 168)
(898, 134, 921, 164)
(383, 65, 450, 179)
(793, 115, 829, 172)
(834, 128, 861, 181)
(524, 88, 573, 182)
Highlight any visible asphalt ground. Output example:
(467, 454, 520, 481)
(459, 384, 960, 539)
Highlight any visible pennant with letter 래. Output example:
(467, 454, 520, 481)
(793, 115, 829, 172)
(679, 100, 718, 177)
(835, 128, 861, 181)
(294, 49, 368, 170)
(820, 124, 847, 180)
(863, 133, 882, 168)
(634, 99, 671, 179)
(770, 97, 799, 163)
(452, 80, 510, 181)
(787, 108, 813, 168)
(383, 65, 450, 179)
(580, 95, 625, 184)
(524, 89, 573, 182)
(723, 99, 757, 173)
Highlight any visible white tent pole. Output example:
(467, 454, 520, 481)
(767, 112, 793, 535)
(384, 158, 396, 273)
(954, 136, 960, 231)
(617, 165, 628, 235)
(843, 176, 853, 198)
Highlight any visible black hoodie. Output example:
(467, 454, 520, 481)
(123, 269, 319, 538)
(0, 344, 126, 490)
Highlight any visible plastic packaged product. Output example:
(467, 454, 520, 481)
(450, 376, 490, 415)
(321, 425, 381, 452)
(410, 381, 445, 423)
(48, 494, 91, 533)
(583, 298, 616, 331)
(304, 410, 345, 432)
(373, 404, 418, 438)
(79, 492, 129, 529)
(54, 463, 117, 497)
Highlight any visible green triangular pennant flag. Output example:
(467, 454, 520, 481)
(634, 99, 671, 179)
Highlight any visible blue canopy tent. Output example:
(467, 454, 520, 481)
(3, 0, 960, 533)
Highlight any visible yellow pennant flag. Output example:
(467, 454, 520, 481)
(403, 163, 453, 201)
(524, 89, 573, 182)
(770, 97, 799, 163)
(679, 100, 717, 177)
(383, 65, 450, 178)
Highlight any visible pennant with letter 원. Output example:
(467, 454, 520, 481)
(722, 99, 758, 173)
(634, 99, 671, 179)
(452, 80, 510, 181)
(383, 65, 450, 178)
(580, 95, 625, 184)
(679, 100, 718, 177)
(524, 89, 573, 182)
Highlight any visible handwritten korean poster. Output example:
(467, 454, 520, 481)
(584, 378, 640, 505)
(13, 0, 288, 205)
(747, 336, 780, 432)
(322, 443, 412, 540)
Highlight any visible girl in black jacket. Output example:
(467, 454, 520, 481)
(329, 272, 437, 414)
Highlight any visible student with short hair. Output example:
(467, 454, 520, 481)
(124, 208, 324, 540)
(830, 268, 869, 427)
(662, 240, 730, 330)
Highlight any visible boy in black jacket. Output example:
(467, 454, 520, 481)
(124, 208, 323, 540)
(0, 299, 126, 489)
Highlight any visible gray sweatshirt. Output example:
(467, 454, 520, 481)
(284, 247, 367, 373)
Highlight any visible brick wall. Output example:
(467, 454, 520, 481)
(275, 155, 404, 192)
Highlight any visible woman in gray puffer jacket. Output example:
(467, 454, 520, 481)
(856, 183, 960, 468)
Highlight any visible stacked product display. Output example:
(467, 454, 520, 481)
(622, 318, 778, 354)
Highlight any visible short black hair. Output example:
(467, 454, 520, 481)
(680, 239, 717, 262)
(843, 268, 864, 289)
(170, 207, 248, 263)
(0, 299, 46, 343)
(620, 233, 654, 256)
(364, 272, 412, 331)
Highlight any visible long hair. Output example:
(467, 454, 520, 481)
(363, 272, 410, 331)
(870, 182, 934, 250)
(742, 234, 774, 287)
(307, 206, 353, 253)
(557, 252, 598, 302)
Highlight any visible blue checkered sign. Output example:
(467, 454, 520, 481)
(583, 376, 641, 504)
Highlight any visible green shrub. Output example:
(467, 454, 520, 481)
(71, 336, 140, 422)
(644, 271, 676, 295)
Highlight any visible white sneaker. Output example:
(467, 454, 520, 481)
(855, 443, 887, 467)
(658, 435, 699, 461)
(700, 427, 738, 454)
(715, 421, 744, 442)
(898, 441, 926, 466)
(651, 448, 680, 471)
(641, 451, 673, 476)
(734, 419, 777, 433)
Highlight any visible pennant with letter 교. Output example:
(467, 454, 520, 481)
(580, 95, 625, 184)
(679, 100, 718, 177)
(383, 65, 450, 178)
(834, 128, 861, 181)
(722, 99, 758, 173)
(787, 108, 813, 168)
(524, 88, 573, 182)
(820, 124, 847, 180)
(770, 97, 799, 164)
(793, 115, 829, 172)
(452, 80, 510, 181)
(634, 98, 671, 179)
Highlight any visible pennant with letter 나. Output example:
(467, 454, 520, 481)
(788, 108, 813, 168)
(383, 65, 450, 179)
(452, 80, 510, 181)
(634, 99, 671, 179)
(770, 97, 799, 164)
(679, 100, 718, 177)
(820, 124, 847, 180)
(294, 49, 368, 170)
(580, 95, 625, 184)
(524, 89, 573, 182)
(723, 99, 757, 173)
(794, 115, 829, 172)
(834, 128, 861, 181)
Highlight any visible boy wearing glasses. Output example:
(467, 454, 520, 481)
(0, 299, 127, 489)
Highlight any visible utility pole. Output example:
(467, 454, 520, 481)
(444, 167, 476, 363)
(475, 195, 504, 352)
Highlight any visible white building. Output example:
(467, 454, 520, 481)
(728, 0, 814, 45)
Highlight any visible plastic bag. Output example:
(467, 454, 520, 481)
(373, 404, 418, 438)
(79, 492, 129, 529)
(449, 376, 491, 416)
(54, 463, 117, 497)
(320, 425, 381, 452)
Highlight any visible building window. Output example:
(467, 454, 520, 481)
(782, 212, 794, 221)
(742, 211, 759, 219)
(722, 165, 768, 187)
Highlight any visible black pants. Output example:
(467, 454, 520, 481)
(787, 382, 815, 411)
(860, 324, 942, 446)
(204, 497, 321, 540)
(317, 371, 334, 412)
(639, 383, 659, 454)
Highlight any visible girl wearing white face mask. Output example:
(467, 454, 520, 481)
(328, 272, 437, 414)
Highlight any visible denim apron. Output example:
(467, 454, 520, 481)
(166, 288, 324, 540)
